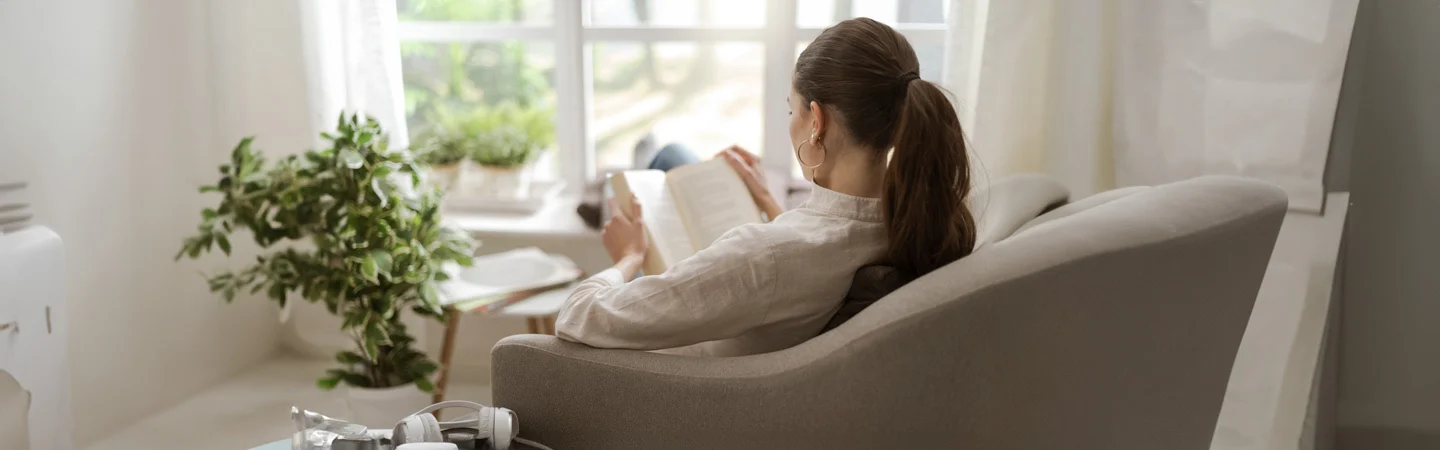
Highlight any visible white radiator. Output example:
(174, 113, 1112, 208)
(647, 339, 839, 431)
(0, 182, 73, 450)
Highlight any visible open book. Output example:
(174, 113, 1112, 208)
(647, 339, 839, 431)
(610, 158, 765, 274)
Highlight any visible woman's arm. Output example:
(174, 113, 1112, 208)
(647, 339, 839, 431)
(556, 220, 777, 351)
(719, 146, 785, 221)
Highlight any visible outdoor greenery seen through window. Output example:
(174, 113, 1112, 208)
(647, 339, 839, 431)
(397, 0, 947, 175)
(398, 0, 557, 171)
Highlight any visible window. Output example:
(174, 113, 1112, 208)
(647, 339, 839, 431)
(398, 0, 949, 190)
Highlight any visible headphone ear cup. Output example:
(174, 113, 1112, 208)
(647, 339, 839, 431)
(490, 407, 515, 450)
(394, 412, 445, 445)
(419, 413, 444, 442)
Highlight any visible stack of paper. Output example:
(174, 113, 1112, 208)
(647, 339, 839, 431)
(439, 247, 582, 313)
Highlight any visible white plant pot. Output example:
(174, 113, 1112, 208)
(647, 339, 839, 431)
(428, 163, 461, 192)
(345, 383, 431, 429)
(459, 162, 531, 200)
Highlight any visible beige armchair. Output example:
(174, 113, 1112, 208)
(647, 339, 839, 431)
(492, 176, 1286, 450)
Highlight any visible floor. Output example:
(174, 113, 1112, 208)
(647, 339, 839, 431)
(83, 358, 492, 450)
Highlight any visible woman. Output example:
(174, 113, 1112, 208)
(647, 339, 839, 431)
(555, 18, 976, 356)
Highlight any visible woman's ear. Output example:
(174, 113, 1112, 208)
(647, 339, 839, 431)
(809, 101, 826, 138)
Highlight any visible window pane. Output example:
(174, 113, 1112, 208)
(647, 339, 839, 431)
(398, 0, 553, 24)
(588, 0, 766, 27)
(591, 42, 764, 171)
(797, 0, 949, 28)
(400, 41, 558, 176)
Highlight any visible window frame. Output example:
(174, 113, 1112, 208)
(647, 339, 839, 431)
(396, 0, 947, 193)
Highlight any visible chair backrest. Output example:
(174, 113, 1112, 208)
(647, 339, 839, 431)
(759, 176, 1286, 449)
(970, 173, 1069, 249)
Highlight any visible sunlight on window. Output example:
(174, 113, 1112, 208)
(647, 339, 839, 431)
(397, 0, 553, 24)
(797, 0, 950, 28)
(591, 42, 764, 171)
(588, 0, 766, 27)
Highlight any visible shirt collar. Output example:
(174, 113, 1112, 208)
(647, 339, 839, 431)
(801, 182, 884, 223)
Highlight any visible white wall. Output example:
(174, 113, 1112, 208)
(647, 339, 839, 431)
(0, 0, 294, 444)
(1335, 0, 1440, 448)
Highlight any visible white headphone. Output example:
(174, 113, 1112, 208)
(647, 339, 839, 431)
(392, 400, 516, 449)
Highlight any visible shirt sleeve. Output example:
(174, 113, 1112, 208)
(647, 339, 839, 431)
(555, 224, 777, 350)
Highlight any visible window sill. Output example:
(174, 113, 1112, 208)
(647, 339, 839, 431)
(443, 195, 597, 241)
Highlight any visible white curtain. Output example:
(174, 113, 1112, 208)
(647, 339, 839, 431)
(945, 0, 1359, 211)
(299, 0, 411, 148)
(288, 0, 419, 356)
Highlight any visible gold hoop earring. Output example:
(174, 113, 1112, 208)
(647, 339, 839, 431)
(796, 130, 826, 169)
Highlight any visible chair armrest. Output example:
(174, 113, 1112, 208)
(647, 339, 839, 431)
(490, 335, 843, 450)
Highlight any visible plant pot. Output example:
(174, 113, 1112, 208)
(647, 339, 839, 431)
(345, 383, 431, 428)
(428, 163, 461, 192)
(459, 161, 531, 200)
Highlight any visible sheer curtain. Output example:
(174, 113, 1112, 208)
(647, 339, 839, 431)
(299, 0, 410, 148)
(944, 0, 1360, 210)
(287, 0, 417, 355)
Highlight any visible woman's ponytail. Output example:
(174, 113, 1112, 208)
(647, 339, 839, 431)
(883, 79, 975, 277)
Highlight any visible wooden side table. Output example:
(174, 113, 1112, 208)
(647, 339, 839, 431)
(431, 284, 575, 403)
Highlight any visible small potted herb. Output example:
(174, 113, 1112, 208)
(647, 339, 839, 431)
(420, 103, 554, 199)
(415, 136, 466, 191)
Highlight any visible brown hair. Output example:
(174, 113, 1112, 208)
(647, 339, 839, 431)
(794, 18, 976, 277)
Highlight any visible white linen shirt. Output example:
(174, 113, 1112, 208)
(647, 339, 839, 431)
(555, 184, 888, 356)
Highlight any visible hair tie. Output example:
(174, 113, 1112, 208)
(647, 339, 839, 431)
(899, 71, 920, 84)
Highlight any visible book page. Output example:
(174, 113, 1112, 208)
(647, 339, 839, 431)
(666, 158, 765, 250)
(611, 170, 696, 273)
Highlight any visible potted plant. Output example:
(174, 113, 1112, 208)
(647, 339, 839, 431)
(420, 102, 554, 199)
(415, 135, 466, 192)
(176, 113, 475, 426)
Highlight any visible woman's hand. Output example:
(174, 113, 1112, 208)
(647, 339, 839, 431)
(717, 146, 785, 220)
(603, 194, 648, 264)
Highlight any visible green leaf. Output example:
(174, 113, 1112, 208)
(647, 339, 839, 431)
(362, 323, 385, 360)
(412, 360, 439, 375)
(413, 377, 435, 393)
(340, 372, 372, 388)
(175, 240, 191, 261)
(419, 281, 439, 304)
(339, 148, 364, 169)
(216, 235, 231, 255)
(371, 177, 387, 207)
(341, 313, 364, 330)
(360, 255, 379, 282)
(371, 250, 393, 275)
(199, 185, 219, 193)
(365, 321, 389, 343)
(267, 283, 286, 302)
(403, 268, 427, 284)
(336, 351, 365, 365)
(363, 340, 380, 363)
(316, 377, 341, 390)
